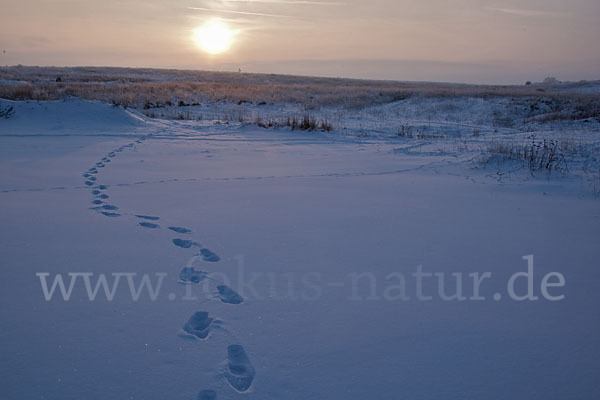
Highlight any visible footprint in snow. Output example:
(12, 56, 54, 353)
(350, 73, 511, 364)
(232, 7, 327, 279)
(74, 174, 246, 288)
(182, 312, 215, 340)
(197, 390, 217, 400)
(136, 215, 160, 221)
(168, 226, 192, 234)
(139, 222, 159, 229)
(200, 248, 220, 262)
(225, 345, 255, 392)
(216, 285, 243, 305)
(172, 238, 200, 249)
(82, 158, 249, 397)
(179, 267, 206, 283)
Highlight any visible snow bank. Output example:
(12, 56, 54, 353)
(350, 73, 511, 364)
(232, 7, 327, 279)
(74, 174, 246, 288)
(0, 98, 146, 135)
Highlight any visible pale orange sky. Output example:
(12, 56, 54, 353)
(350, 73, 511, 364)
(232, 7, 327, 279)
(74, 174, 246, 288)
(0, 0, 598, 83)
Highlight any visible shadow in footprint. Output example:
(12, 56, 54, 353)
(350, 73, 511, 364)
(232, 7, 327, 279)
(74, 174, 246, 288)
(139, 222, 159, 229)
(183, 312, 214, 340)
(217, 285, 243, 305)
(200, 248, 220, 262)
(197, 390, 217, 400)
(173, 238, 200, 249)
(168, 227, 192, 234)
(92, 200, 103, 205)
(101, 205, 118, 211)
(101, 211, 120, 217)
(179, 267, 206, 283)
(136, 215, 160, 221)
(225, 345, 255, 392)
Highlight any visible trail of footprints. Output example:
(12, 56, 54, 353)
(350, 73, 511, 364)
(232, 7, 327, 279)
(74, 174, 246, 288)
(83, 136, 254, 397)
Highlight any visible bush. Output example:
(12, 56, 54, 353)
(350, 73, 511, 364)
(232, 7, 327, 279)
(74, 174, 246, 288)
(487, 135, 568, 173)
(0, 104, 15, 119)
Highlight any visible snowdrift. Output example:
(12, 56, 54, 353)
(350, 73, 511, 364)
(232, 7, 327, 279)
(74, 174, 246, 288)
(0, 98, 146, 135)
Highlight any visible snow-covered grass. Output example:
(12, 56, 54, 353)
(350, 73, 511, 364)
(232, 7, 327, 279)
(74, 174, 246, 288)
(485, 136, 570, 173)
(2, 66, 599, 195)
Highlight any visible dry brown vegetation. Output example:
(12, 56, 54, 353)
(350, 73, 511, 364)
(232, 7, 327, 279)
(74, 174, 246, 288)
(2, 66, 599, 116)
(487, 135, 570, 173)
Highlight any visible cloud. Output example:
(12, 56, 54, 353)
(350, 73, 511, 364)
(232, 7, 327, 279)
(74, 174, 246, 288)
(489, 7, 563, 18)
(188, 6, 292, 18)
(187, 0, 345, 23)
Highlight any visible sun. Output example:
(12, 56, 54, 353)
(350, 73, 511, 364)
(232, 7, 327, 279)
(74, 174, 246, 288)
(192, 19, 235, 55)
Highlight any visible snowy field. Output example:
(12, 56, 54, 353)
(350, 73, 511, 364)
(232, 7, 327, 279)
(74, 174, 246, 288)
(1, 70, 600, 399)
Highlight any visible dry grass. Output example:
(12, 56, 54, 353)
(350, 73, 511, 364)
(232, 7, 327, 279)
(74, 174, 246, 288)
(0, 104, 15, 119)
(396, 125, 446, 139)
(487, 135, 569, 173)
(253, 115, 333, 132)
(2, 66, 599, 115)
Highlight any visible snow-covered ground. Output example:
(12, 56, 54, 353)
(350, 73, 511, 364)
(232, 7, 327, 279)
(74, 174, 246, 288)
(1, 97, 599, 399)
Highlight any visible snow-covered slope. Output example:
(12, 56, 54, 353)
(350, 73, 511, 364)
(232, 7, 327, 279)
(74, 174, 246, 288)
(0, 98, 146, 135)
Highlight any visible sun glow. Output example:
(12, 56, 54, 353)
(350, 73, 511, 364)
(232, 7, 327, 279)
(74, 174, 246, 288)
(192, 19, 235, 55)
